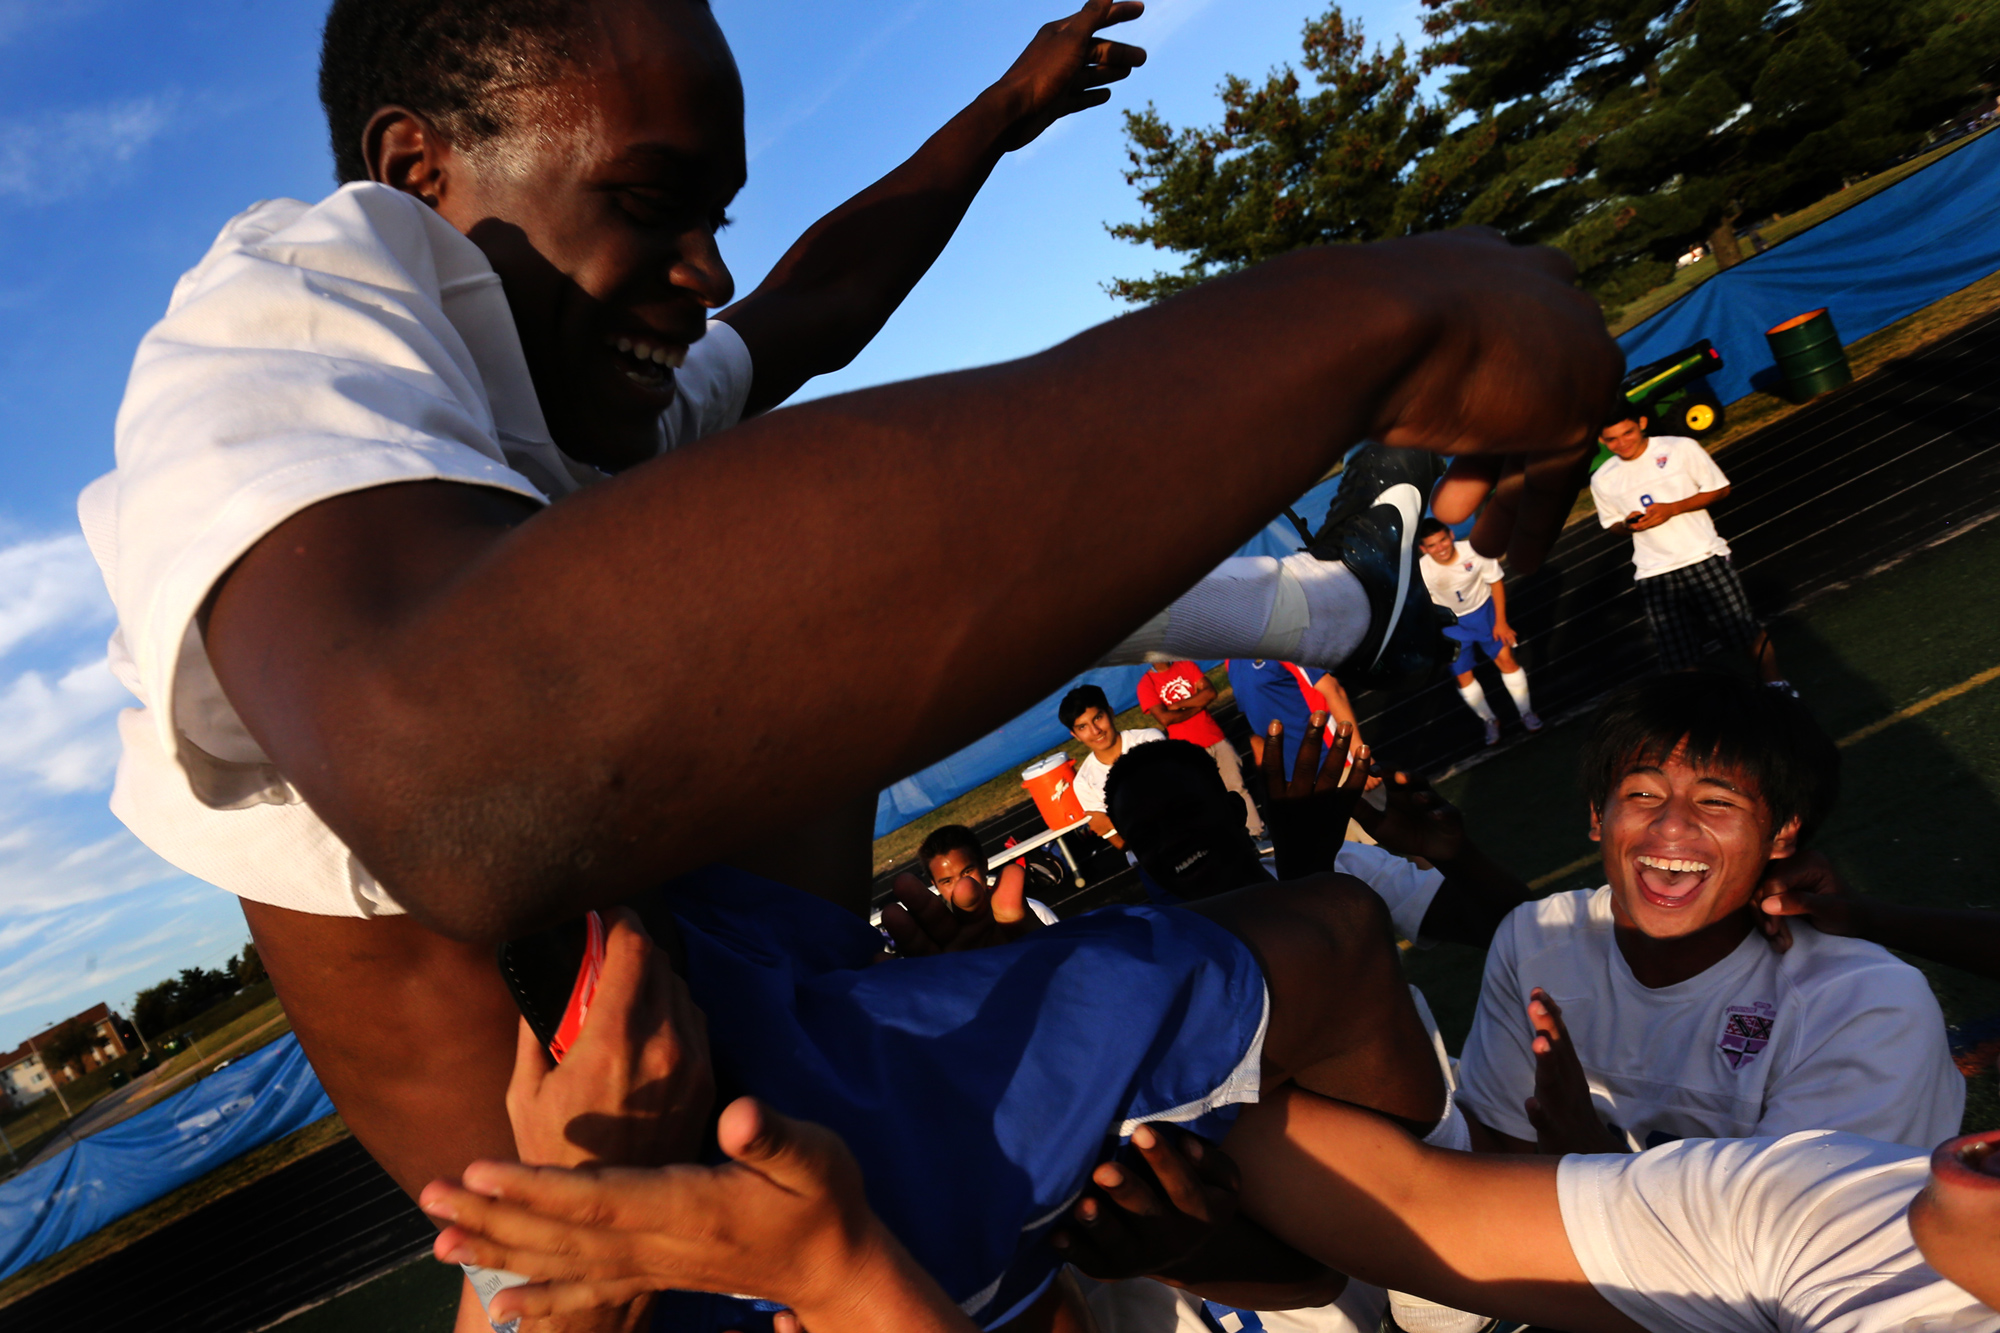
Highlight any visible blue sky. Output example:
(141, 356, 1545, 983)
(0, 0, 1421, 1052)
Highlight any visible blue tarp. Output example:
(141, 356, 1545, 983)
(0, 1033, 334, 1282)
(872, 474, 1345, 837)
(1618, 128, 2000, 402)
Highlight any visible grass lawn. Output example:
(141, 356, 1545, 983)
(1403, 512, 2000, 1133)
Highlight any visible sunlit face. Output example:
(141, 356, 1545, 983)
(1591, 744, 1799, 940)
(1419, 530, 1457, 565)
(1070, 705, 1117, 752)
(1599, 416, 1651, 461)
(398, 0, 746, 472)
(926, 848, 990, 911)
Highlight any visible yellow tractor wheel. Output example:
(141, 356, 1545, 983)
(1684, 402, 1717, 433)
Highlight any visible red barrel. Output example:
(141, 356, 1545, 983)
(1020, 754, 1086, 831)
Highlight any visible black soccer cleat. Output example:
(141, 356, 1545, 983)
(1308, 443, 1454, 693)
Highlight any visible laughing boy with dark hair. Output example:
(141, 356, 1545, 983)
(1455, 671, 1961, 1158)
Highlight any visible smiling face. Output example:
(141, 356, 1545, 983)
(1599, 416, 1650, 461)
(371, 0, 745, 472)
(1419, 529, 1457, 565)
(1069, 705, 1118, 755)
(1591, 743, 1799, 939)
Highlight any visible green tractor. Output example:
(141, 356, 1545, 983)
(1592, 338, 1726, 470)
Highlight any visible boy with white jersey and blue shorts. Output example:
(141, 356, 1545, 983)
(1416, 517, 1539, 745)
(80, 0, 1628, 1328)
(1455, 670, 1962, 1161)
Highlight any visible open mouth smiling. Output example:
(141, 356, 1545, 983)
(604, 333, 687, 389)
(1633, 852, 1713, 908)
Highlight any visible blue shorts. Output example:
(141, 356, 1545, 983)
(659, 868, 1269, 1329)
(1441, 600, 1504, 674)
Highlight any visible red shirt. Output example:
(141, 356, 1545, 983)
(1136, 662, 1227, 748)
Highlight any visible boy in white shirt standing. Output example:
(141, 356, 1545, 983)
(1590, 411, 1790, 689)
(1417, 517, 1539, 745)
(1456, 670, 1963, 1157)
(1060, 685, 1166, 849)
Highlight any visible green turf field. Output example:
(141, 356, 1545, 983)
(1405, 512, 2000, 1133)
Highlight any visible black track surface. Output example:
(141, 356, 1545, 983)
(18, 312, 2000, 1332)
(0, 1135, 432, 1331)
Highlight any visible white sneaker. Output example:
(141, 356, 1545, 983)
(1482, 717, 1502, 746)
(1522, 710, 1543, 732)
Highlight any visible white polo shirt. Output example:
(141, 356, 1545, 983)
(1589, 435, 1734, 578)
(81, 183, 753, 917)
(1073, 728, 1166, 814)
(1560, 1132, 1998, 1333)
(1456, 887, 1963, 1151)
(1419, 546, 1502, 615)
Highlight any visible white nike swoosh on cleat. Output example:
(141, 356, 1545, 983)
(1370, 483, 1424, 670)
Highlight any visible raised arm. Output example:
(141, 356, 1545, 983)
(204, 232, 1618, 943)
(719, 0, 1145, 414)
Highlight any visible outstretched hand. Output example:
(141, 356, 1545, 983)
(1354, 770, 1466, 867)
(1755, 849, 1858, 954)
(1523, 989, 1623, 1156)
(507, 907, 714, 1170)
(424, 1098, 973, 1331)
(1261, 716, 1370, 880)
(879, 861, 1043, 957)
(987, 0, 1147, 152)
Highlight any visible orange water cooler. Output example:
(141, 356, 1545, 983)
(1020, 754, 1086, 832)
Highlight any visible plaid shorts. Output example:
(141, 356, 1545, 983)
(1636, 555, 1762, 670)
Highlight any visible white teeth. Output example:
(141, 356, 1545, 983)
(632, 340, 654, 361)
(662, 346, 686, 369)
(616, 337, 632, 353)
(1637, 855, 1710, 874)
(651, 346, 669, 365)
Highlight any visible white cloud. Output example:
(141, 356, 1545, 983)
(0, 95, 177, 205)
(0, 817, 176, 916)
(0, 655, 127, 793)
(746, 2, 931, 160)
(0, 532, 112, 662)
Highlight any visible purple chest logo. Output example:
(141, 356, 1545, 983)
(1719, 1001, 1776, 1070)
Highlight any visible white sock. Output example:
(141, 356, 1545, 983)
(1500, 667, 1532, 713)
(1099, 555, 1370, 669)
(1457, 680, 1495, 722)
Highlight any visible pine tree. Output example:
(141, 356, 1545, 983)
(1106, 8, 1443, 304)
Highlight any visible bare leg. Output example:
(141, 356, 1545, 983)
(1222, 1087, 1643, 1333)
(1187, 874, 1445, 1130)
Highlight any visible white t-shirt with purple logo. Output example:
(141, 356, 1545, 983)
(1590, 435, 1734, 578)
(1456, 886, 1963, 1151)
(1420, 545, 1503, 615)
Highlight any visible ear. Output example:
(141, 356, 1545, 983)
(1587, 804, 1602, 842)
(363, 106, 451, 204)
(1636, 415, 1649, 432)
(1767, 815, 1801, 863)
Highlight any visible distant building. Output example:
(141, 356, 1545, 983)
(0, 1003, 133, 1104)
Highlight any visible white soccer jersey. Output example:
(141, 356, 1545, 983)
(1590, 435, 1734, 578)
(1560, 1132, 1998, 1333)
(1073, 729, 1166, 814)
(1456, 887, 1963, 1151)
(83, 184, 754, 917)
(1420, 545, 1502, 615)
(1333, 841, 1444, 946)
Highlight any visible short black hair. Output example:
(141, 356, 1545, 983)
(1416, 516, 1451, 542)
(1102, 738, 1226, 817)
(1580, 671, 1839, 842)
(319, 0, 588, 184)
(1603, 404, 1646, 430)
(917, 824, 984, 872)
(1059, 685, 1111, 733)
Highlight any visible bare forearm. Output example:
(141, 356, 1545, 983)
(215, 250, 1426, 938)
(719, 92, 1013, 411)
